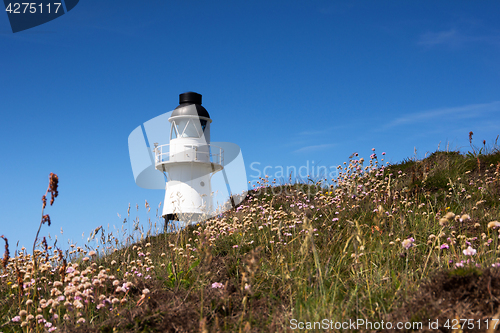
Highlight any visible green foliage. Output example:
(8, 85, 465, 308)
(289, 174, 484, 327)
(160, 259, 200, 289)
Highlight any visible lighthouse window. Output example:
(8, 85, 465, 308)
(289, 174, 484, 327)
(174, 119, 204, 138)
(170, 124, 179, 139)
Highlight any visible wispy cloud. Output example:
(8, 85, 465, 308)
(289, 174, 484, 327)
(418, 29, 500, 47)
(383, 101, 500, 129)
(418, 29, 460, 46)
(293, 143, 336, 154)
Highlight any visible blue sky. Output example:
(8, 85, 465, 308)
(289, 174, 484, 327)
(1, 1, 499, 254)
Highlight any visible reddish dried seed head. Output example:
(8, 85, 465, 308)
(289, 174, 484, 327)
(0, 235, 9, 269)
(42, 214, 51, 227)
(48, 173, 59, 206)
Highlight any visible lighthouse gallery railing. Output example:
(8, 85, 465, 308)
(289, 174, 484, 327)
(154, 144, 224, 167)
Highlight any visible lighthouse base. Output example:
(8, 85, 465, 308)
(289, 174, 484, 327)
(163, 212, 212, 232)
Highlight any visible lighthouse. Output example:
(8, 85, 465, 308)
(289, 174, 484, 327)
(154, 92, 224, 225)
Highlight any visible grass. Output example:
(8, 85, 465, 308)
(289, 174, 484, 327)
(1, 136, 500, 332)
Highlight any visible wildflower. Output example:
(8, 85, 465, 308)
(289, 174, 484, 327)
(73, 300, 84, 308)
(439, 218, 448, 226)
(89, 251, 96, 257)
(211, 282, 224, 289)
(12, 316, 21, 322)
(463, 246, 477, 256)
(444, 212, 455, 220)
(402, 237, 415, 249)
(440, 243, 449, 249)
(142, 288, 150, 295)
(232, 245, 238, 248)
(76, 318, 85, 324)
(488, 221, 500, 229)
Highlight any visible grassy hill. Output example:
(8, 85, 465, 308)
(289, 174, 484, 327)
(1, 143, 500, 332)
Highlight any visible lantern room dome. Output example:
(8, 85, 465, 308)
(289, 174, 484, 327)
(171, 92, 210, 119)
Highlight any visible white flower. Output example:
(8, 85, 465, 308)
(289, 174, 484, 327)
(439, 218, 448, 226)
(488, 221, 500, 229)
(463, 246, 476, 256)
(444, 212, 456, 220)
(73, 300, 84, 309)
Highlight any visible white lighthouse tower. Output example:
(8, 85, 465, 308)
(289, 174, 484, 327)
(154, 92, 224, 224)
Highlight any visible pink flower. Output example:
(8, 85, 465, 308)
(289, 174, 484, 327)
(402, 237, 415, 249)
(12, 316, 21, 322)
(440, 243, 449, 249)
(211, 282, 224, 289)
